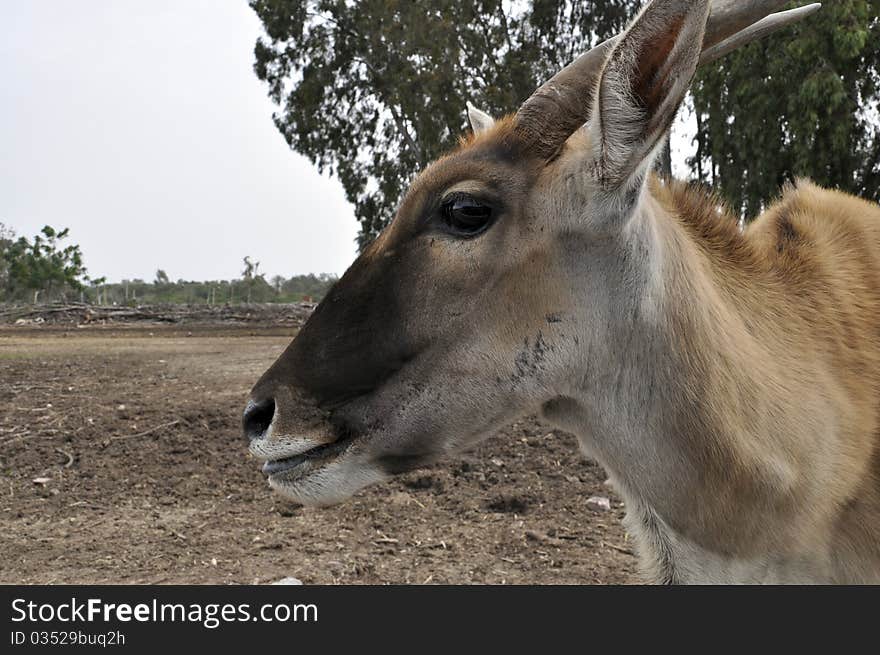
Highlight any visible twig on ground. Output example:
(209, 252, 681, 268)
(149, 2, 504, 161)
(602, 541, 636, 557)
(164, 526, 187, 541)
(55, 447, 74, 468)
(110, 419, 182, 441)
(0, 431, 34, 447)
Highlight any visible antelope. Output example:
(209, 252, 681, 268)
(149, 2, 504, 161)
(244, 0, 880, 583)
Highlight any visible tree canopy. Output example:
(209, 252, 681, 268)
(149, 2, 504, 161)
(250, 0, 636, 246)
(0, 225, 90, 302)
(690, 0, 880, 217)
(0, 223, 14, 293)
(0, 222, 336, 306)
(252, 0, 879, 243)
(96, 272, 337, 306)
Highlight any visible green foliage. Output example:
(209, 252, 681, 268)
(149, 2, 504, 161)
(691, 1, 880, 217)
(97, 273, 337, 306)
(279, 272, 336, 300)
(1, 225, 90, 302)
(0, 222, 335, 305)
(241, 256, 266, 303)
(250, 0, 638, 246)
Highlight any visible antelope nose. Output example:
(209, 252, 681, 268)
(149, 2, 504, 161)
(243, 397, 275, 442)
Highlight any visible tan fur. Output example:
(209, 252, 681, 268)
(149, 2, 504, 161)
(630, 178, 880, 581)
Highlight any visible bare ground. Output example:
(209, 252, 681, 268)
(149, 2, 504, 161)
(0, 324, 638, 584)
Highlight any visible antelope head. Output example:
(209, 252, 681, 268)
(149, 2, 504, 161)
(244, 0, 820, 506)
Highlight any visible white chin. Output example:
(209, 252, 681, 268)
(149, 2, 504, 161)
(267, 455, 388, 507)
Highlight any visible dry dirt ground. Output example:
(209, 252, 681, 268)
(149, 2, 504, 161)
(0, 325, 638, 584)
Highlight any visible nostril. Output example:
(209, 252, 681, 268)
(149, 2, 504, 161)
(243, 397, 275, 442)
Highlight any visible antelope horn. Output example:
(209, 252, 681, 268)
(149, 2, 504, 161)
(700, 3, 822, 65)
(514, 1, 822, 160)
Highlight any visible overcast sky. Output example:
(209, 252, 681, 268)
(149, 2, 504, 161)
(1, 0, 359, 283)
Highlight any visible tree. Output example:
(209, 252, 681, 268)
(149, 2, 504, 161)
(280, 272, 337, 300)
(242, 255, 269, 303)
(90, 276, 108, 305)
(690, 1, 880, 218)
(1, 225, 90, 303)
(94, 274, 337, 305)
(154, 269, 170, 285)
(270, 274, 285, 295)
(250, 0, 638, 247)
(0, 223, 14, 294)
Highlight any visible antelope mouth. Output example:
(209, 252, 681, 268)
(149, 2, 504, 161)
(261, 430, 359, 480)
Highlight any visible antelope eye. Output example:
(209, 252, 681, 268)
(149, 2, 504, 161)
(440, 195, 494, 237)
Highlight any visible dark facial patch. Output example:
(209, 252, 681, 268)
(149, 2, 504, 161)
(253, 245, 425, 409)
(512, 332, 551, 385)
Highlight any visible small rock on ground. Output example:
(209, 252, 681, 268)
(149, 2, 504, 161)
(271, 576, 303, 585)
(586, 496, 612, 511)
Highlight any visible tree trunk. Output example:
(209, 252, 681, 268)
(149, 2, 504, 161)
(695, 108, 705, 182)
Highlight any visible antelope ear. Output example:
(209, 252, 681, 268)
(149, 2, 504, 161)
(591, 0, 710, 189)
(467, 101, 495, 135)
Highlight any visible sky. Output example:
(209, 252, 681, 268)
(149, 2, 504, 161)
(0, 0, 359, 283)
